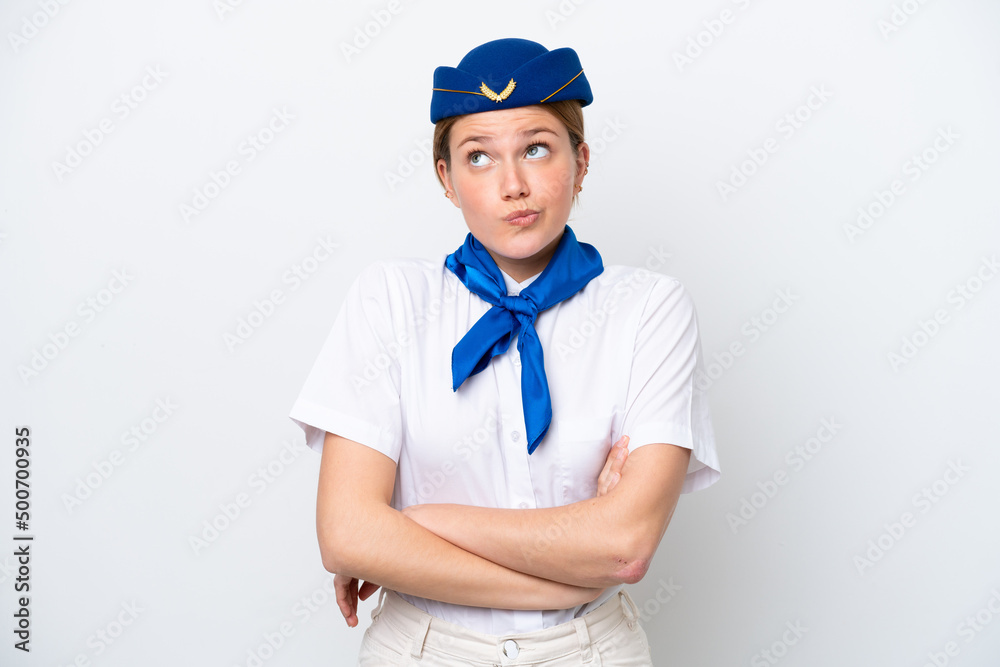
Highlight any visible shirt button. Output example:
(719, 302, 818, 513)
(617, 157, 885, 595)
(518, 501, 529, 509)
(503, 639, 519, 658)
(511, 431, 521, 442)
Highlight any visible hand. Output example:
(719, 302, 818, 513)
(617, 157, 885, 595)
(596, 435, 629, 497)
(334, 573, 381, 628)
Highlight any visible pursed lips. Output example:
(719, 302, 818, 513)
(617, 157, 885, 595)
(504, 209, 539, 225)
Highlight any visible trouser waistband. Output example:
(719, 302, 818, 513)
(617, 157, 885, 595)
(368, 588, 641, 665)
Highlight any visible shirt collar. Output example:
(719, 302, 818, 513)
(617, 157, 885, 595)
(499, 267, 542, 296)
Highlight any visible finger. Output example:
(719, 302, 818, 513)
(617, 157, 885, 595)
(598, 436, 628, 495)
(335, 575, 359, 627)
(350, 577, 361, 627)
(334, 575, 355, 626)
(597, 458, 613, 495)
(597, 460, 612, 494)
(336, 577, 357, 627)
(603, 437, 630, 495)
(359, 580, 381, 601)
(597, 440, 621, 494)
(600, 466, 622, 495)
(610, 435, 629, 473)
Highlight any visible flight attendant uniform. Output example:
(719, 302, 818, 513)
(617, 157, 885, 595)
(289, 254, 721, 665)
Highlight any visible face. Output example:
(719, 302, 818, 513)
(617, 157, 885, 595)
(437, 106, 589, 282)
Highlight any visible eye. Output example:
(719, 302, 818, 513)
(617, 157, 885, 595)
(467, 151, 493, 167)
(525, 143, 550, 159)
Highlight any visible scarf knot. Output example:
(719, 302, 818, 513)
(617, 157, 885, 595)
(501, 294, 537, 324)
(444, 226, 604, 454)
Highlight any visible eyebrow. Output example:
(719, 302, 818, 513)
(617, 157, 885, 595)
(455, 127, 558, 149)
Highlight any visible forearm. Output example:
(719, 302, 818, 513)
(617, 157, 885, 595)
(404, 498, 657, 588)
(404, 444, 691, 588)
(321, 502, 603, 610)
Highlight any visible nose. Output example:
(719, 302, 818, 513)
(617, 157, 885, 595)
(499, 162, 529, 200)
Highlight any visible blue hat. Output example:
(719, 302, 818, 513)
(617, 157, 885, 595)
(430, 38, 593, 123)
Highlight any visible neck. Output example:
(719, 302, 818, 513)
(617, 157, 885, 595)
(487, 234, 562, 282)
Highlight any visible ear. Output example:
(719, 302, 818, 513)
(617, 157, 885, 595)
(437, 159, 461, 208)
(575, 142, 591, 185)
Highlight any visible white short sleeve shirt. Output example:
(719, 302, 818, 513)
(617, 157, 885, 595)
(289, 255, 720, 635)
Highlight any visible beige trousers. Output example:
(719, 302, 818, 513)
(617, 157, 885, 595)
(357, 589, 653, 666)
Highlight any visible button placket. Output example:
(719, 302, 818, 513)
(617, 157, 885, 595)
(494, 337, 535, 510)
(492, 331, 542, 632)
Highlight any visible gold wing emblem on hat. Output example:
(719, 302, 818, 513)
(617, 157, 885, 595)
(480, 79, 516, 103)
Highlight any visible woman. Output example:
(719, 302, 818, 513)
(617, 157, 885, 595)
(290, 37, 720, 666)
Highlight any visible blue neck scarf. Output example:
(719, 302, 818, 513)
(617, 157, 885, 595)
(444, 225, 604, 454)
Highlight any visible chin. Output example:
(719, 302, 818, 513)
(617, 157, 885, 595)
(469, 220, 566, 265)
(495, 234, 552, 259)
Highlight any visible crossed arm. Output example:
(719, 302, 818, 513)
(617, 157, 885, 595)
(318, 430, 691, 626)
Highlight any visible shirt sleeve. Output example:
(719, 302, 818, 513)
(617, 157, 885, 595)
(288, 261, 403, 461)
(620, 275, 720, 493)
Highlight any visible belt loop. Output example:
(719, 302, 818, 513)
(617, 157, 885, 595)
(409, 613, 432, 660)
(370, 587, 388, 622)
(619, 590, 638, 629)
(573, 617, 602, 665)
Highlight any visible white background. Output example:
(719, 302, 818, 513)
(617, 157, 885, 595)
(2, 0, 999, 665)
